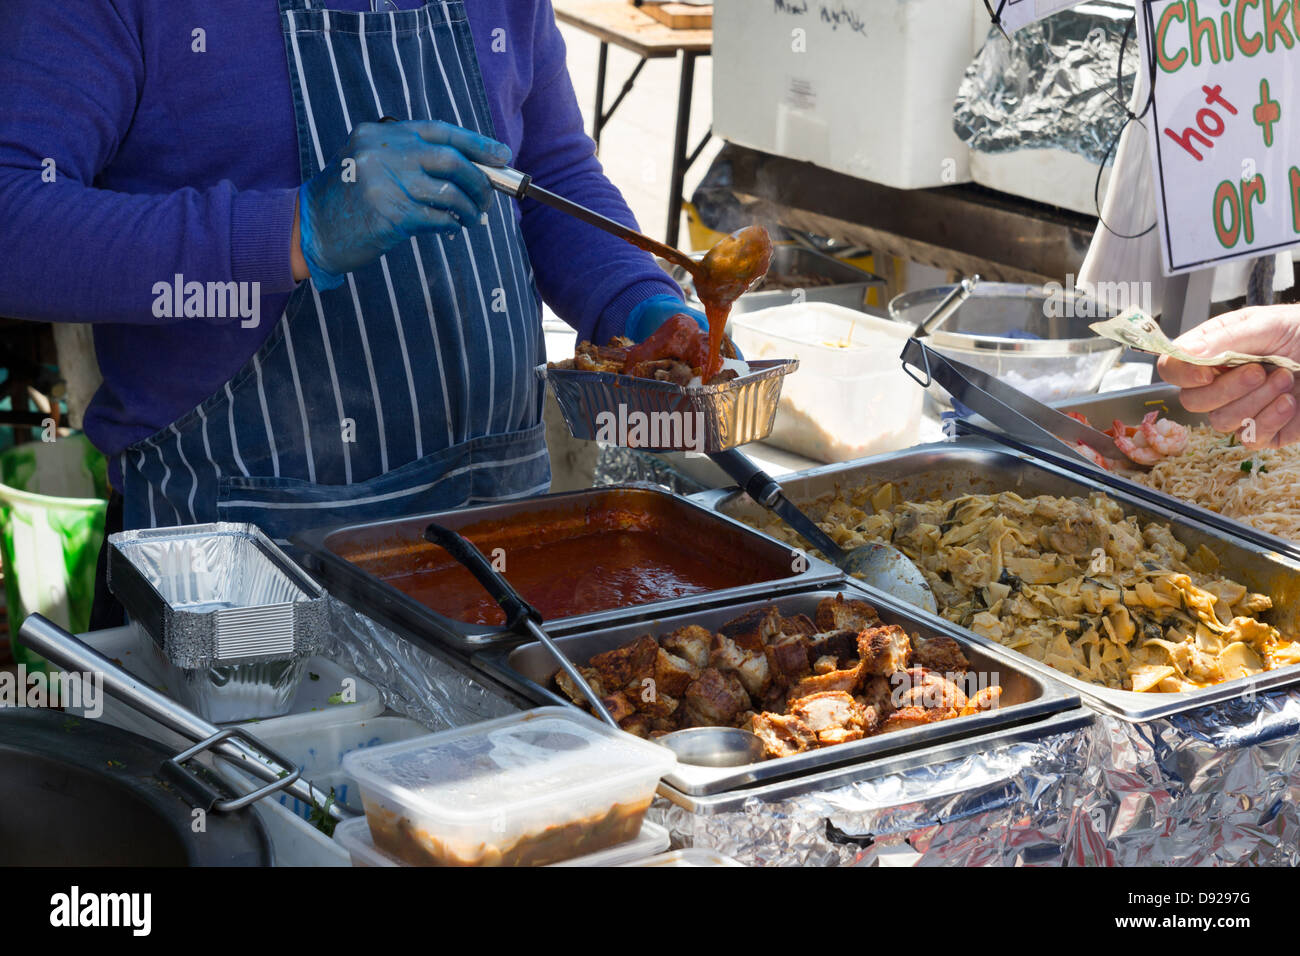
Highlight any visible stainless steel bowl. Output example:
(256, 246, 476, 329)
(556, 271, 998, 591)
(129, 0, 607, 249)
(888, 282, 1124, 407)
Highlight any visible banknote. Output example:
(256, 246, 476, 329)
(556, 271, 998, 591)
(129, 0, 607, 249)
(1090, 309, 1300, 373)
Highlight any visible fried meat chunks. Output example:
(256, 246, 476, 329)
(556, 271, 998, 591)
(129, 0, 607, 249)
(553, 594, 1001, 758)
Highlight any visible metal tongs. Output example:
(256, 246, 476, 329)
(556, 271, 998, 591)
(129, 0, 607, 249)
(900, 337, 1123, 465)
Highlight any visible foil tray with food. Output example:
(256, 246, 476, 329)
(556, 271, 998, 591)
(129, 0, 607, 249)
(540, 224, 797, 453)
(706, 441, 1300, 722)
(540, 349, 798, 453)
(473, 587, 1078, 796)
(107, 522, 327, 722)
(293, 486, 841, 656)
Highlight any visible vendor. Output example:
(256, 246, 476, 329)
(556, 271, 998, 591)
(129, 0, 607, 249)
(0, 1, 702, 615)
(1159, 304, 1300, 449)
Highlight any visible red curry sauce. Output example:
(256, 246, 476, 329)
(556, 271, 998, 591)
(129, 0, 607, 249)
(383, 531, 770, 625)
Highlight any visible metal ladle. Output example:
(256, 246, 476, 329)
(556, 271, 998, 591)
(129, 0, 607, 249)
(422, 523, 766, 768)
(709, 450, 938, 615)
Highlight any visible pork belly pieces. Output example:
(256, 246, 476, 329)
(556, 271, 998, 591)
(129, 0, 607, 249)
(551, 594, 1000, 760)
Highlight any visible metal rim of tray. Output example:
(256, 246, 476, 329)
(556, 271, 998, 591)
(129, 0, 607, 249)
(538, 357, 798, 397)
(540, 358, 799, 453)
(471, 582, 1080, 797)
(697, 437, 1300, 724)
(656, 706, 1095, 814)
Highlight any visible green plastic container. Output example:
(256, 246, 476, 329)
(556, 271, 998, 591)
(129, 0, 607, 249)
(0, 434, 109, 671)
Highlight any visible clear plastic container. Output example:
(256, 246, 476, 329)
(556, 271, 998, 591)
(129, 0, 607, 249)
(333, 817, 670, 868)
(342, 707, 677, 867)
(216, 714, 431, 823)
(731, 303, 923, 464)
(622, 848, 745, 867)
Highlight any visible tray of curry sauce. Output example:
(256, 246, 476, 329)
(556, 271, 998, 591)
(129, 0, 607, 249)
(472, 586, 1079, 796)
(292, 485, 842, 657)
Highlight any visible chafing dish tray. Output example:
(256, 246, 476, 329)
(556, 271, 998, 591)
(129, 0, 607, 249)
(706, 441, 1300, 722)
(960, 383, 1300, 561)
(472, 586, 1079, 796)
(293, 485, 841, 656)
(656, 706, 1094, 814)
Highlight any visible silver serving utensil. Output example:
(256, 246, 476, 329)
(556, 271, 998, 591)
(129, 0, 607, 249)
(422, 523, 769, 768)
(709, 450, 938, 614)
(911, 274, 979, 338)
(900, 337, 1126, 465)
(654, 726, 765, 767)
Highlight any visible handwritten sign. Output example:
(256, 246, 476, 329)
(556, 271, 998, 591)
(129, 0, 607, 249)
(994, 0, 1091, 34)
(1140, 0, 1300, 275)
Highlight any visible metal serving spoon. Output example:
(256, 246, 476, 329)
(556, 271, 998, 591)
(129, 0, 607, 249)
(422, 523, 766, 768)
(709, 450, 937, 614)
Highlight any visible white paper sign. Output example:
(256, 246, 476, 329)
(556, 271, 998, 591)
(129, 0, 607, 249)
(1140, 0, 1300, 275)
(993, 0, 1090, 33)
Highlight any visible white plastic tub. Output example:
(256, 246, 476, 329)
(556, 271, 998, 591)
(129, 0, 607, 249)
(731, 303, 923, 463)
(343, 707, 677, 867)
(333, 817, 671, 868)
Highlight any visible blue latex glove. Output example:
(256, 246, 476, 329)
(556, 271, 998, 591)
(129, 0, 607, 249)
(298, 120, 511, 290)
(624, 293, 708, 341)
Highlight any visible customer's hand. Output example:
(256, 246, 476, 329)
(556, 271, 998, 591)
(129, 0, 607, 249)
(1157, 305, 1300, 448)
(296, 120, 510, 289)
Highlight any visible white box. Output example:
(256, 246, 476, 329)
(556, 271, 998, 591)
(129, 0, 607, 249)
(712, 0, 979, 190)
(971, 147, 1114, 216)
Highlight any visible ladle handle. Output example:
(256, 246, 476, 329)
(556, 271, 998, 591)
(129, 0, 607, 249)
(422, 523, 619, 729)
(422, 523, 539, 631)
(709, 450, 848, 564)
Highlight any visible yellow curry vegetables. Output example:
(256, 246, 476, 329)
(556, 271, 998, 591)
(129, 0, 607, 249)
(747, 484, 1300, 693)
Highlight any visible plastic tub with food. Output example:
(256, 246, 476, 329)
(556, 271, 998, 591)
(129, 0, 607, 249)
(342, 707, 677, 867)
(730, 302, 923, 463)
(332, 816, 671, 867)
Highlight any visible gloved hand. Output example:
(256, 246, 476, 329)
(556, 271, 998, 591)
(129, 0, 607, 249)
(625, 293, 744, 359)
(624, 293, 708, 342)
(298, 120, 511, 290)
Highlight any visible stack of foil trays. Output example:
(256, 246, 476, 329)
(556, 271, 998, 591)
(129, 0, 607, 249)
(108, 523, 327, 722)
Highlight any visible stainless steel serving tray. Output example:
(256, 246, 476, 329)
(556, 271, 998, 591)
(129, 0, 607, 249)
(958, 383, 1300, 561)
(658, 707, 1094, 815)
(704, 441, 1300, 722)
(473, 586, 1079, 796)
(293, 485, 842, 657)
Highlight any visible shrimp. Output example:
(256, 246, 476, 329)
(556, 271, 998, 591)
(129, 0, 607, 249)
(1065, 413, 1118, 470)
(1139, 411, 1190, 456)
(1106, 411, 1187, 466)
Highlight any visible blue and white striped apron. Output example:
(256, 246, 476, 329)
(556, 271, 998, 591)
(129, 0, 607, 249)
(120, 0, 550, 542)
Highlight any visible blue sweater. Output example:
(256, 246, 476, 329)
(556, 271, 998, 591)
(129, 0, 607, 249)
(0, 0, 679, 475)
